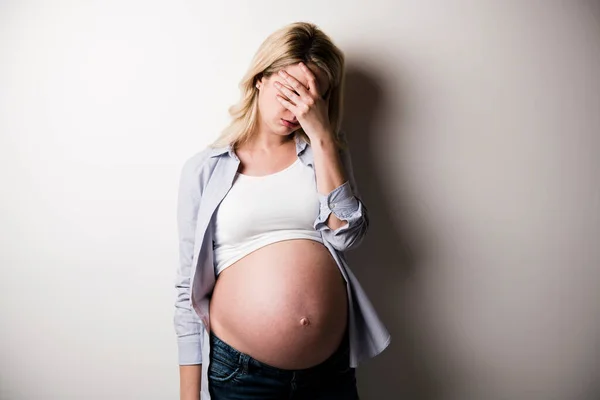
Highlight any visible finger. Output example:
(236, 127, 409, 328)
(278, 70, 311, 99)
(275, 82, 300, 106)
(299, 62, 319, 97)
(274, 81, 300, 104)
(276, 94, 296, 112)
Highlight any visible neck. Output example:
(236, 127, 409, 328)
(242, 130, 296, 153)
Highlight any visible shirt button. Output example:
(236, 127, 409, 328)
(330, 203, 336, 209)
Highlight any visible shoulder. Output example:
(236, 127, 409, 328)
(181, 145, 224, 175)
(181, 148, 210, 171)
(179, 145, 228, 196)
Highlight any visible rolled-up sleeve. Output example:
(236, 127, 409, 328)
(313, 132, 369, 252)
(174, 153, 207, 365)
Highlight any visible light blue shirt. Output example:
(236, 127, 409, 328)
(174, 131, 391, 398)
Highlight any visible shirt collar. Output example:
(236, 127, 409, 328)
(208, 133, 308, 160)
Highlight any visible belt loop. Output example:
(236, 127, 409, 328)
(240, 353, 250, 374)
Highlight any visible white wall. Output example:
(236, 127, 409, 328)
(1, 1, 598, 399)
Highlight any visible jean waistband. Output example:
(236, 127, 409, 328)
(209, 329, 350, 377)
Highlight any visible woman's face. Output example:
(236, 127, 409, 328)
(256, 62, 330, 136)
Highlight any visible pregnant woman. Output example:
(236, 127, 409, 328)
(175, 22, 391, 400)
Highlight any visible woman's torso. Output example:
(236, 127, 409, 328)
(208, 141, 349, 369)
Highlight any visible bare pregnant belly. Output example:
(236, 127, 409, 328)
(208, 239, 349, 370)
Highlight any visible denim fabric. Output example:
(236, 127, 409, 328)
(208, 330, 359, 400)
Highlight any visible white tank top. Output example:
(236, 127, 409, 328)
(212, 156, 324, 275)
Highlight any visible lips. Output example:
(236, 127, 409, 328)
(282, 118, 300, 127)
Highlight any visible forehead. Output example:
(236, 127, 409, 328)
(281, 63, 329, 91)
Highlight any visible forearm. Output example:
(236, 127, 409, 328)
(179, 364, 201, 400)
(311, 133, 347, 230)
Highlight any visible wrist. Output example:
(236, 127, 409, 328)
(310, 134, 337, 152)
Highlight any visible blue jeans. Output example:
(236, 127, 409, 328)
(208, 329, 360, 400)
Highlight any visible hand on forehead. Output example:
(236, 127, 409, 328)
(278, 62, 330, 96)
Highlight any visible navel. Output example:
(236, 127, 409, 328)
(300, 317, 310, 326)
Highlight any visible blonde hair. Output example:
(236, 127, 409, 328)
(208, 21, 347, 151)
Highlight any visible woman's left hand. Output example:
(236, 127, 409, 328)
(274, 62, 332, 141)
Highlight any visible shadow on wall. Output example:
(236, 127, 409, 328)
(342, 63, 443, 400)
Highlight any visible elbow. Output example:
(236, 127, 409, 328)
(319, 210, 369, 252)
(314, 198, 370, 252)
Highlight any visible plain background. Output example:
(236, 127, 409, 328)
(1, 1, 599, 399)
